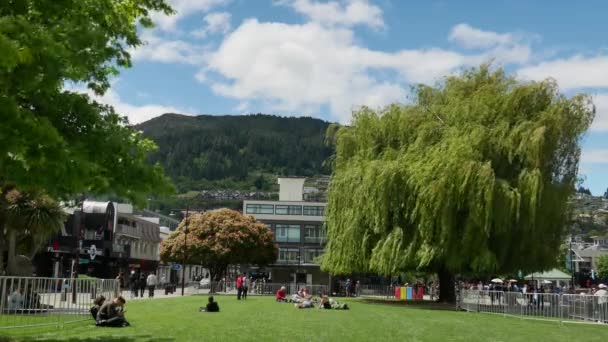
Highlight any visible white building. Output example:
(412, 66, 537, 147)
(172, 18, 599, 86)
(243, 177, 329, 287)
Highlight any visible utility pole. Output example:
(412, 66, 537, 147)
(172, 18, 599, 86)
(181, 204, 190, 296)
(570, 234, 575, 289)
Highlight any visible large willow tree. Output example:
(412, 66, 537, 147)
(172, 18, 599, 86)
(321, 66, 594, 303)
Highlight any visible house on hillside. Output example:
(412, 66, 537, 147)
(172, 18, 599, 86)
(571, 235, 608, 275)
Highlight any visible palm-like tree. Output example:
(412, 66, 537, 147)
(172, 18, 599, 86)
(2, 189, 65, 275)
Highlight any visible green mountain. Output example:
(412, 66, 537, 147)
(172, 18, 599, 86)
(136, 113, 333, 192)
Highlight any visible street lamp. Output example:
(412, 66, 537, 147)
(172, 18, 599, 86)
(181, 204, 190, 296)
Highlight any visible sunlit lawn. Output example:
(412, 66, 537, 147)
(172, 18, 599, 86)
(3, 295, 608, 342)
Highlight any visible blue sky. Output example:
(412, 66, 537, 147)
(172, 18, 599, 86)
(95, 0, 608, 195)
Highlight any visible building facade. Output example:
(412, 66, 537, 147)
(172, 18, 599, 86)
(36, 201, 162, 279)
(243, 178, 330, 287)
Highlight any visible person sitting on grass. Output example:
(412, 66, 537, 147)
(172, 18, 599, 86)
(97, 296, 130, 327)
(318, 295, 349, 310)
(319, 296, 332, 310)
(276, 286, 287, 302)
(200, 296, 220, 312)
(294, 298, 314, 309)
(90, 295, 106, 320)
(291, 287, 311, 303)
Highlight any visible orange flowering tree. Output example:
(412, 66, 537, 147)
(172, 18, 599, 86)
(160, 208, 277, 282)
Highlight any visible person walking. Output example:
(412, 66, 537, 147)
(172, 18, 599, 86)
(595, 284, 608, 323)
(115, 272, 125, 296)
(236, 274, 243, 300)
(242, 276, 250, 299)
(147, 272, 158, 298)
(129, 271, 138, 298)
(345, 279, 351, 297)
(138, 273, 147, 298)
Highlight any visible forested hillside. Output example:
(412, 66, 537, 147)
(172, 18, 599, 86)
(136, 114, 333, 191)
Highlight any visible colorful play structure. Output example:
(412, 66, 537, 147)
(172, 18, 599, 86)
(394, 284, 425, 300)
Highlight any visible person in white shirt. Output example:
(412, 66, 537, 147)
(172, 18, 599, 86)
(595, 284, 608, 323)
(146, 273, 158, 298)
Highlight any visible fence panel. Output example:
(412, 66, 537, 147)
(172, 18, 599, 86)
(460, 289, 608, 325)
(358, 284, 394, 299)
(0, 276, 119, 330)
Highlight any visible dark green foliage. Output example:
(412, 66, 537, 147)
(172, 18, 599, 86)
(0, 0, 174, 204)
(136, 114, 333, 191)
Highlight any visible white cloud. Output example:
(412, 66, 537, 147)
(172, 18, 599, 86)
(192, 12, 232, 38)
(518, 55, 608, 90)
(67, 81, 190, 124)
(151, 0, 230, 31)
(99, 89, 187, 124)
(449, 23, 514, 49)
(203, 19, 478, 122)
(131, 32, 207, 65)
(581, 149, 608, 164)
(281, 0, 384, 29)
(449, 23, 531, 64)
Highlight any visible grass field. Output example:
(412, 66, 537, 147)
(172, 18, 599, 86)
(2, 295, 608, 342)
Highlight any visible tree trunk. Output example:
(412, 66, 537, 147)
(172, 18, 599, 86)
(6, 229, 17, 275)
(0, 242, 4, 275)
(29, 235, 43, 259)
(208, 264, 227, 294)
(437, 266, 456, 304)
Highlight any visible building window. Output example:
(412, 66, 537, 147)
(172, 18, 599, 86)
(303, 225, 325, 243)
(246, 204, 274, 214)
(303, 248, 324, 264)
(275, 224, 300, 243)
(303, 206, 325, 216)
(275, 205, 302, 215)
(278, 248, 300, 264)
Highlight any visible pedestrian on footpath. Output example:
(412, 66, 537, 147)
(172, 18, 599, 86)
(243, 275, 250, 299)
(147, 272, 158, 298)
(138, 273, 146, 298)
(236, 274, 243, 300)
(129, 271, 138, 298)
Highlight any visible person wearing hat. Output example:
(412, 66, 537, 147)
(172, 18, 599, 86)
(595, 284, 608, 323)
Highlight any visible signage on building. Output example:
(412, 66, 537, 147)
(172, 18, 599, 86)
(89, 245, 97, 260)
(172, 264, 182, 271)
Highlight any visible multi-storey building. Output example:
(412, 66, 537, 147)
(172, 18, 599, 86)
(243, 177, 330, 287)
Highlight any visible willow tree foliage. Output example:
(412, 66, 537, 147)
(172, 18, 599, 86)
(160, 209, 278, 286)
(321, 66, 594, 302)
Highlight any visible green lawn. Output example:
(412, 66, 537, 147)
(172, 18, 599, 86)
(2, 295, 608, 342)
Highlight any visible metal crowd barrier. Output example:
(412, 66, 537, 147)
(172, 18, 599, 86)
(459, 289, 608, 325)
(357, 284, 394, 299)
(0, 276, 119, 330)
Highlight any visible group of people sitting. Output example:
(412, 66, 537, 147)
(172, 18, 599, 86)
(90, 295, 130, 327)
(275, 286, 349, 310)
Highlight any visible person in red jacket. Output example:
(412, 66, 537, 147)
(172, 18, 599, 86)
(236, 274, 243, 300)
(276, 286, 287, 302)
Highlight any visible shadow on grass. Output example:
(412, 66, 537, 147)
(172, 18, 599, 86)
(360, 298, 458, 311)
(1, 336, 174, 342)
